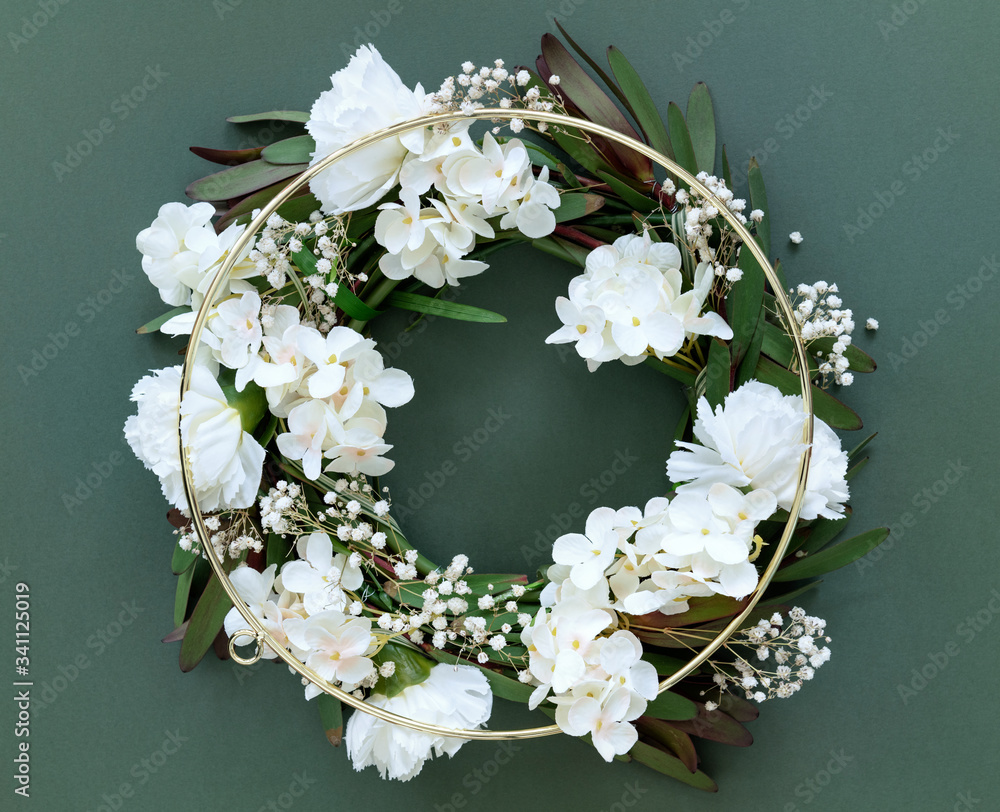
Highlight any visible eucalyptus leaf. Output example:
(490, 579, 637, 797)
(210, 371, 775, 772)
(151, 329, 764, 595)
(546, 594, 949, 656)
(686, 83, 716, 174)
(179, 572, 234, 672)
(186, 160, 307, 202)
(226, 110, 309, 124)
(262, 134, 316, 165)
(666, 102, 698, 177)
(606, 46, 673, 158)
(386, 291, 506, 323)
(773, 527, 890, 581)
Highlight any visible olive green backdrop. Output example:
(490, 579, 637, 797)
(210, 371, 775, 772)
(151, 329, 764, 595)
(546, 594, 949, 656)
(2, 1, 998, 810)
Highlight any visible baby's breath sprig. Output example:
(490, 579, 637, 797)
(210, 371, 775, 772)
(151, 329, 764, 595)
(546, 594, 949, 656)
(429, 58, 569, 137)
(701, 608, 832, 708)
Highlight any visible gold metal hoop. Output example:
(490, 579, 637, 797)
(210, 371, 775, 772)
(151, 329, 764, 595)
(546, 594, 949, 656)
(179, 108, 814, 741)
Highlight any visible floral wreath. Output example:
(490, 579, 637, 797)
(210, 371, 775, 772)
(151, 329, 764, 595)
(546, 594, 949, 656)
(125, 29, 886, 787)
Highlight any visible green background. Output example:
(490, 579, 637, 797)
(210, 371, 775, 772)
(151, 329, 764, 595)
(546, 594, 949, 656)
(2, 0, 998, 809)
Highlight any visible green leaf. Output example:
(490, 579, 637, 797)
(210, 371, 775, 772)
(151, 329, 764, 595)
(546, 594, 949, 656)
(372, 642, 434, 699)
(218, 371, 268, 433)
(595, 171, 658, 212)
(539, 34, 651, 180)
(265, 533, 293, 571)
(645, 690, 699, 721)
(386, 291, 506, 323)
(555, 21, 639, 120)
(811, 336, 877, 373)
(637, 594, 749, 629)
(532, 235, 589, 268)
(753, 356, 863, 430)
(721, 144, 732, 188)
(773, 527, 890, 581)
(747, 157, 770, 257)
(728, 241, 766, 367)
(666, 102, 698, 177)
(215, 177, 303, 231)
(171, 543, 198, 575)
(846, 456, 869, 481)
(173, 565, 195, 628)
(643, 355, 697, 386)
(190, 145, 264, 165)
(262, 134, 316, 165)
(137, 306, 189, 335)
(316, 694, 343, 747)
(669, 704, 753, 747)
(523, 141, 561, 171)
(629, 741, 718, 791)
(636, 718, 699, 772)
(702, 339, 731, 408)
(791, 510, 852, 556)
(606, 46, 673, 158)
(226, 110, 309, 124)
(553, 192, 606, 223)
(642, 651, 693, 676)
(186, 159, 307, 202)
(848, 432, 878, 460)
(179, 572, 234, 672)
(686, 83, 716, 174)
(292, 248, 384, 321)
(426, 649, 534, 703)
(735, 307, 766, 387)
(716, 693, 759, 723)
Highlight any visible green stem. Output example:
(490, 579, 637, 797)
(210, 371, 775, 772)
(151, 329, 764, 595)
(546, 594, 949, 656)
(348, 276, 400, 332)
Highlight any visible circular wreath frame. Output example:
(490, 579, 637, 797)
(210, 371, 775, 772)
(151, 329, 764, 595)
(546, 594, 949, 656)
(178, 107, 815, 740)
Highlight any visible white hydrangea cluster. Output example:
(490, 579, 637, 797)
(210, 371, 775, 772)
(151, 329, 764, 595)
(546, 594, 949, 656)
(373, 131, 560, 288)
(306, 45, 561, 284)
(545, 232, 733, 371)
(520, 600, 658, 761)
(543, 485, 775, 620)
(135, 201, 258, 310)
(702, 608, 832, 706)
(790, 280, 871, 387)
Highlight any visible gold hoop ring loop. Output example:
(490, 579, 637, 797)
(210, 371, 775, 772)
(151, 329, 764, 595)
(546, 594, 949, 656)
(179, 108, 814, 740)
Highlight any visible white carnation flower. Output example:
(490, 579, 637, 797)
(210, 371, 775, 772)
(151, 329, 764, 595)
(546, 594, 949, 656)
(667, 381, 849, 520)
(124, 364, 265, 512)
(344, 663, 492, 781)
(307, 46, 435, 214)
